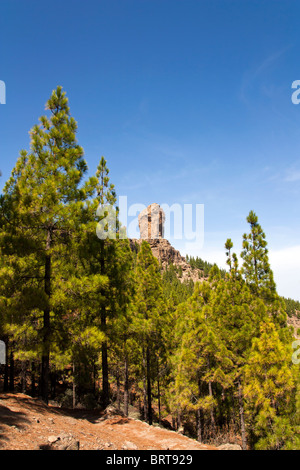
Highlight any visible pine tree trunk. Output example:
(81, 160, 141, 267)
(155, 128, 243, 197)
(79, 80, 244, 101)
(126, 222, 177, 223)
(116, 366, 121, 410)
(207, 358, 216, 437)
(177, 408, 181, 431)
(31, 362, 36, 397)
(208, 379, 216, 435)
(101, 328, 109, 408)
(100, 240, 109, 409)
(172, 416, 176, 430)
(3, 361, 8, 392)
(142, 345, 147, 421)
(41, 228, 51, 404)
(146, 344, 152, 425)
(73, 362, 76, 409)
(196, 409, 202, 442)
(124, 343, 129, 417)
(196, 376, 202, 442)
(238, 379, 247, 450)
(9, 349, 14, 392)
(50, 370, 57, 399)
(157, 355, 161, 425)
(93, 360, 96, 395)
(21, 360, 26, 394)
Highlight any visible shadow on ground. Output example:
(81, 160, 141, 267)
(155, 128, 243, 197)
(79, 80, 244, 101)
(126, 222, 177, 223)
(0, 402, 30, 447)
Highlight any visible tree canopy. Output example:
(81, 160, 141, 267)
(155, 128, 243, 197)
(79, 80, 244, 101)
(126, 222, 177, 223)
(0, 87, 299, 450)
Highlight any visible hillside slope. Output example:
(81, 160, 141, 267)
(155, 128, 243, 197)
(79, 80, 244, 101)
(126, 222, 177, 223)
(0, 393, 217, 451)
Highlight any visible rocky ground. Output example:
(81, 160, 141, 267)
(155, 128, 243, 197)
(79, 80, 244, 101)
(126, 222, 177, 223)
(129, 238, 203, 283)
(287, 315, 300, 339)
(0, 393, 220, 451)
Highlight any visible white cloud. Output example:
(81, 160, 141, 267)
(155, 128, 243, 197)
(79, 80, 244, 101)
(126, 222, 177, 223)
(176, 239, 228, 269)
(268, 245, 300, 301)
(197, 245, 300, 301)
(179, 240, 300, 301)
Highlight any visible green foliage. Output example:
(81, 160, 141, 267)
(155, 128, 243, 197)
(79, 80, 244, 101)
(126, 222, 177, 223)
(283, 297, 300, 318)
(186, 255, 226, 279)
(1, 87, 299, 450)
(243, 321, 296, 449)
(241, 210, 276, 298)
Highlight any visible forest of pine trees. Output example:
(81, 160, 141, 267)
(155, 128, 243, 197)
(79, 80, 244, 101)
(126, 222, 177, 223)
(0, 87, 300, 450)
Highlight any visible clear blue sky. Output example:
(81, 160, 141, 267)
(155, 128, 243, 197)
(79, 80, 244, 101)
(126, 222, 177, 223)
(1, 0, 300, 300)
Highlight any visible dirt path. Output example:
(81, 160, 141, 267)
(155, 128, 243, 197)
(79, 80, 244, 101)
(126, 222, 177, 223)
(0, 393, 216, 450)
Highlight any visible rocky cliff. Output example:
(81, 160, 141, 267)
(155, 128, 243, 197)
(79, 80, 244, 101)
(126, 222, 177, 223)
(129, 203, 203, 283)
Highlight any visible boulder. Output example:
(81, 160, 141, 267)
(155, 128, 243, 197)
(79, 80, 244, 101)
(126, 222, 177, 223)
(41, 433, 80, 450)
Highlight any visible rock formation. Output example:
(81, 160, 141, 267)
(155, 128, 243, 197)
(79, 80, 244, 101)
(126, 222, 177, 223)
(130, 203, 203, 283)
(138, 203, 165, 239)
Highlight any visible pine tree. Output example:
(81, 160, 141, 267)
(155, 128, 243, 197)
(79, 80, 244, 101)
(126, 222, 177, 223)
(243, 320, 296, 449)
(94, 156, 117, 408)
(241, 211, 276, 299)
(134, 241, 164, 425)
(0, 86, 89, 403)
(51, 247, 108, 406)
(241, 210, 290, 335)
(171, 280, 233, 441)
(208, 241, 267, 449)
(77, 155, 133, 408)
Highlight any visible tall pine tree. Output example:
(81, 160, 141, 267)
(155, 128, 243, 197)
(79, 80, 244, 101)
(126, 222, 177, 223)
(0, 86, 89, 403)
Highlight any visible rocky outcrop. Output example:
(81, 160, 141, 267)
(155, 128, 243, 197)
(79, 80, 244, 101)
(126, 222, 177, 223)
(130, 203, 204, 283)
(138, 203, 165, 239)
(129, 237, 203, 283)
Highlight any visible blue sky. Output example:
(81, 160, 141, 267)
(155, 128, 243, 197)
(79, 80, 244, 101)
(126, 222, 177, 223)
(1, 0, 300, 300)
